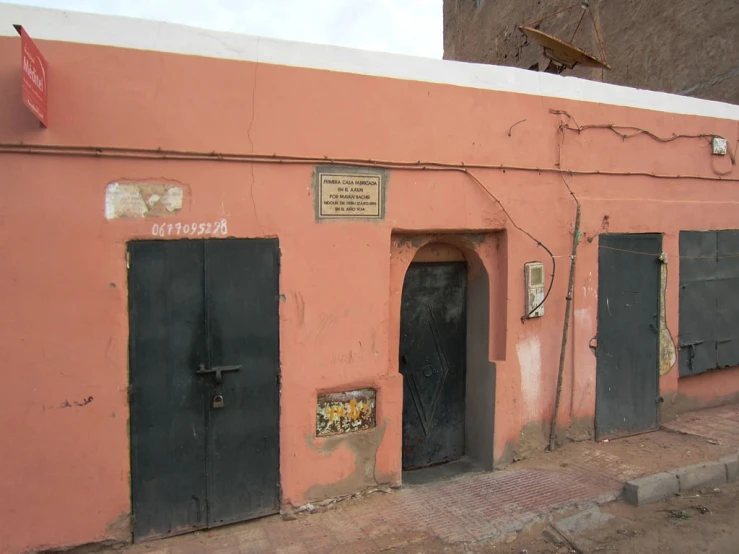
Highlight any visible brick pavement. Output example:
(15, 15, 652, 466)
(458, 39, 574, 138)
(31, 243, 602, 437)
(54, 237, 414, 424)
(662, 404, 739, 448)
(117, 468, 618, 554)
(107, 404, 739, 554)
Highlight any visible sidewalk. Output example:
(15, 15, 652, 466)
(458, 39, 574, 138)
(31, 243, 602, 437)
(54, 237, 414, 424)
(112, 404, 739, 554)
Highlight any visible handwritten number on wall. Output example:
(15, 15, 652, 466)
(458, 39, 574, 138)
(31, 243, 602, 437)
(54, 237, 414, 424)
(151, 219, 228, 237)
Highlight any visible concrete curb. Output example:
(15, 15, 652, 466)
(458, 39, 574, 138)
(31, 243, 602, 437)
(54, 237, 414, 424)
(624, 451, 739, 506)
(623, 472, 679, 506)
(669, 461, 726, 491)
(720, 453, 738, 482)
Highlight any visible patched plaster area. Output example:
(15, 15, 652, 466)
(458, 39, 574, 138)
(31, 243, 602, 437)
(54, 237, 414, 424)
(105, 182, 184, 219)
(517, 335, 542, 420)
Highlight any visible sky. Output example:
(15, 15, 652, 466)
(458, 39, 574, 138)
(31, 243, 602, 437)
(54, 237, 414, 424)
(9, 0, 444, 58)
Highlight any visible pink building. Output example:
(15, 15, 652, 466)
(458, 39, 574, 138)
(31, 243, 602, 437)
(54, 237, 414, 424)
(1, 4, 738, 552)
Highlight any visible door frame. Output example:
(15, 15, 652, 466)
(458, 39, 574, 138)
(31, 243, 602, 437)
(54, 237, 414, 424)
(126, 238, 282, 542)
(595, 233, 662, 440)
(394, 237, 497, 472)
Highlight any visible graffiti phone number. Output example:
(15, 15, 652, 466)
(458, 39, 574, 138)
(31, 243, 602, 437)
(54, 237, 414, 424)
(151, 219, 228, 237)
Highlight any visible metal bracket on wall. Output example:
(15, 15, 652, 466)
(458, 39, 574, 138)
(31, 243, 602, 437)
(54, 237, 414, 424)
(679, 341, 703, 372)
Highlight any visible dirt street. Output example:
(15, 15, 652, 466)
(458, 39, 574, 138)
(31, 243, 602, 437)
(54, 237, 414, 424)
(390, 481, 739, 554)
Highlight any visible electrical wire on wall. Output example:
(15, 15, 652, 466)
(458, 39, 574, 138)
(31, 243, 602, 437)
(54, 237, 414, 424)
(1, 112, 734, 326)
(0, 141, 562, 322)
(1, 143, 737, 182)
(461, 169, 557, 322)
(2, 124, 736, 327)
(551, 109, 738, 173)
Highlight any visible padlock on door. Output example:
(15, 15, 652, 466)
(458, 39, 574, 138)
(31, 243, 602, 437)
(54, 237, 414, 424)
(212, 394, 224, 409)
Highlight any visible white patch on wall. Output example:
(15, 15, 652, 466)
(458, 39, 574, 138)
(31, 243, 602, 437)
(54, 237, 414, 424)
(581, 271, 594, 300)
(516, 335, 542, 419)
(105, 182, 184, 219)
(574, 308, 593, 333)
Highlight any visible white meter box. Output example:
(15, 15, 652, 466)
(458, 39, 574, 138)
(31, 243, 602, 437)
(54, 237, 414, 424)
(524, 262, 545, 318)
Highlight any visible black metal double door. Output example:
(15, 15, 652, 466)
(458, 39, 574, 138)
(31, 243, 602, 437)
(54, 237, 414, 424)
(596, 234, 661, 440)
(400, 262, 467, 469)
(128, 239, 280, 541)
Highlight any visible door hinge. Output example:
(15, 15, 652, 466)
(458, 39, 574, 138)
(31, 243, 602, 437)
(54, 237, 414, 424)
(126, 251, 131, 269)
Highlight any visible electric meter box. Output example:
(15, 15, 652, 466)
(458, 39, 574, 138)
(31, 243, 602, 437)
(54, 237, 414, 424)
(524, 262, 545, 318)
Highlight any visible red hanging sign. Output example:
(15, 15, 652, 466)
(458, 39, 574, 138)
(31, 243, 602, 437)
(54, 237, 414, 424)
(14, 25, 48, 127)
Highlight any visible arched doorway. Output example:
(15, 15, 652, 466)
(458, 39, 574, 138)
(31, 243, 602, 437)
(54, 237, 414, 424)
(392, 234, 500, 473)
(399, 245, 469, 470)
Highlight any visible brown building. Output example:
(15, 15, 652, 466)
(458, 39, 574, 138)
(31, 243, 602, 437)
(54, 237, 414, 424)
(443, 0, 739, 104)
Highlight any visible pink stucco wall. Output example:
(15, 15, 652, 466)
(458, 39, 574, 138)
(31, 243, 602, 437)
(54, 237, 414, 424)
(0, 12, 738, 553)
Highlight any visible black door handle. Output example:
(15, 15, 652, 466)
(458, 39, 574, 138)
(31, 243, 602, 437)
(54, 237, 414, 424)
(196, 364, 241, 384)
